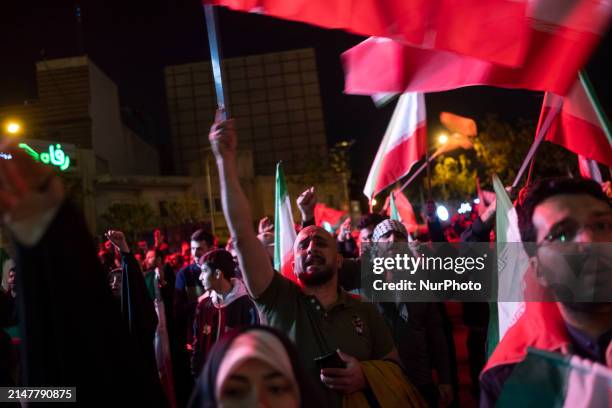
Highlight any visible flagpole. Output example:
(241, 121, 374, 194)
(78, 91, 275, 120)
(204, 4, 230, 120)
(425, 146, 432, 199)
(399, 156, 433, 192)
(511, 97, 563, 189)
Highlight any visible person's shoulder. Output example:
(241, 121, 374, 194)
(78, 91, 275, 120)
(480, 362, 517, 407)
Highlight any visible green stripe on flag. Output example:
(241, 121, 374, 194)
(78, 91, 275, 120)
(389, 192, 400, 221)
(497, 348, 572, 408)
(579, 71, 612, 146)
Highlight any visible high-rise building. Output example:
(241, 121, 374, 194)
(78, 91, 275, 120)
(164, 48, 328, 176)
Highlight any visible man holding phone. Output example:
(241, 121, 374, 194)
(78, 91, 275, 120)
(209, 111, 407, 407)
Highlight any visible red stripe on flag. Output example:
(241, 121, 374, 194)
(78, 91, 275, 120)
(542, 106, 612, 168)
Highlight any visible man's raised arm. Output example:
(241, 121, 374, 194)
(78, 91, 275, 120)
(209, 110, 275, 297)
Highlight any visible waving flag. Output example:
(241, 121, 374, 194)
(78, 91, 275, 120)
(274, 162, 297, 279)
(206, 0, 528, 66)
(497, 350, 612, 408)
(343, 0, 612, 96)
(431, 133, 474, 160)
(314, 203, 347, 231)
(440, 112, 477, 137)
(487, 175, 529, 356)
(539, 76, 612, 169)
(384, 189, 418, 232)
(364, 92, 426, 200)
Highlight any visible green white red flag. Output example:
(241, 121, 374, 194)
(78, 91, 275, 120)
(487, 175, 529, 356)
(384, 189, 418, 233)
(274, 162, 296, 278)
(363, 92, 426, 200)
(538, 77, 612, 169)
(497, 349, 612, 407)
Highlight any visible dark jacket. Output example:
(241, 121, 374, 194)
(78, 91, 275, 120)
(377, 302, 452, 386)
(14, 201, 167, 406)
(190, 279, 259, 376)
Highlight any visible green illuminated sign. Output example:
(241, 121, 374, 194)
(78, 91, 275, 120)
(18, 143, 71, 171)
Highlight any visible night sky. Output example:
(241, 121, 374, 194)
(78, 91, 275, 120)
(2, 0, 611, 197)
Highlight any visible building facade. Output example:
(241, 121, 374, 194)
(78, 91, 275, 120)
(165, 48, 328, 176)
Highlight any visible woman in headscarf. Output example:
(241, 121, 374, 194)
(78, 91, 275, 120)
(188, 326, 321, 408)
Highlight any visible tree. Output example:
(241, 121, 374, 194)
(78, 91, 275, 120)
(162, 195, 204, 227)
(428, 115, 579, 200)
(100, 202, 158, 247)
(431, 154, 477, 201)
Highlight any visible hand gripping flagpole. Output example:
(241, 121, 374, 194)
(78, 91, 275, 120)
(204, 4, 229, 120)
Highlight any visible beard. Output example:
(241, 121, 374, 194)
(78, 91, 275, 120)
(296, 254, 335, 287)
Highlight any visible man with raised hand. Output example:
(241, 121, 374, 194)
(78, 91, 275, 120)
(209, 111, 412, 407)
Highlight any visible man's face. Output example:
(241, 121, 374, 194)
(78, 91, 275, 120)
(199, 263, 218, 292)
(293, 227, 340, 287)
(358, 227, 374, 256)
(144, 250, 158, 270)
(191, 240, 209, 265)
(532, 194, 612, 308)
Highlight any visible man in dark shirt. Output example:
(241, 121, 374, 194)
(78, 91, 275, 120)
(209, 111, 404, 407)
(480, 177, 612, 407)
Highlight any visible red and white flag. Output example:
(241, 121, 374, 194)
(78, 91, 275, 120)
(206, 0, 527, 66)
(538, 78, 612, 169)
(363, 92, 426, 200)
(343, 0, 612, 96)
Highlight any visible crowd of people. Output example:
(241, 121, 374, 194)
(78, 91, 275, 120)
(0, 113, 611, 407)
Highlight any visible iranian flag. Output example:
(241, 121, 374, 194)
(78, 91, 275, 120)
(384, 189, 418, 233)
(488, 175, 529, 355)
(314, 203, 347, 232)
(274, 162, 297, 279)
(343, 0, 612, 96)
(497, 349, 612, 407)
(205, 0, 528, 66)
(363, 92, 426, 201)
(539, 75, 612, 169)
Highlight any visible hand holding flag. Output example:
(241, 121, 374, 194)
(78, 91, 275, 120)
(209, 109, 236, 160)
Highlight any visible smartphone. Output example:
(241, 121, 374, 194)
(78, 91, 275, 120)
(314, 350, 346, 370)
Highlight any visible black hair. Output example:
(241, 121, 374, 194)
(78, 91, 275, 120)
(199, 249, 236, 280)
(516, 177, 611, 255)
(191, 229, 215, 247)
(188, 325, 323, 408)
(357, 212, 388, 230)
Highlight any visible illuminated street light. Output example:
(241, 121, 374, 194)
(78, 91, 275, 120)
(436, 205, 449, 221)
(438, 133, 448, 145)
(4, 120, 23, 136)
